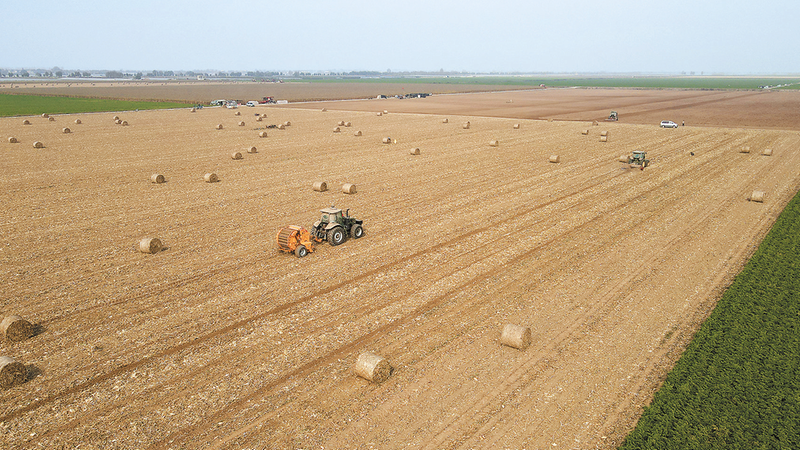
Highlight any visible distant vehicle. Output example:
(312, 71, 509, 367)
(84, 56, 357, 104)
(210, 99, 227, 106)
(660, 120, 678, 128)
(246, 101, 258, 107)
(226, 101, 238, 109)
(259, 96, 276, 104)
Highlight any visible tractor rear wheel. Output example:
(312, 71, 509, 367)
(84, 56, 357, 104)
(295, 245, 308, 258)
(351, 224, 364, 239)
(328, 227, 345, 246)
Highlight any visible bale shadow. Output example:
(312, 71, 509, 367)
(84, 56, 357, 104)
(31, 323, 47, 338)
(26, 365, 42, 382)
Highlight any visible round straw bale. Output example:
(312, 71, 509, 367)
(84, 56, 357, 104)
(277, 124, 285, 130)
(383, 110, 388, 114)
(190, 107, 196, 112)
(513, 123, 520, 129)
(216, 124, 223, 130)
(581, 129, 589, 135)
(204, 172, 219, 183)
(321, 108, 327, 112)
(247, 146, 257, 154)
(354, 130, 362, 136)
(354, 351, 392, 383)
(442, 118, 448, 123)
(592, 121, 598, 126)
(313, 181, 328, 192)
(283, 121, 291, 126)
(342, 183, 357, 194)
(599, 136, 608, 142)
(549, 155, 561, 163)
(748, 191, 766, 203)
(618, 155, 629, 163)
(238, 121, 245, 126)
(138, 237, 162, 254)
(376, 112, 382, 116)
(600, 131, 608, 137)
(256, 116, 262, 122)
(22, 119, 31, 125)
(1, 315, 34, 342)
(231, 151, 243, 160)
(121, 120, 129, 126)
(8, 137, 17, 143)
(41, 113, 49, 118)
(150, 174, 165, 184)
(410, 147, 420, 155)
(333, 126, 341, 133)
(261, 113, 267, 118)
(62, 127, 71, 134)
(382, 137, 391, 144)
(462, 121, 470, 129)
(234, 111, 241, 116)
(489, 140, 499, 147)
(115, 119, 122, 125)
(500, 324, 531, 350)
(259, 131, 268, 138)
(0, 356, 26, 389)
(113, 115, 120, 121)
(761, 148, 772, 156)
(740, 146, 750, 153)
(33, 141, 44, 149)
(48, 116, 55, 122)
(344, 121, 351, 127)
(337, 120, 345, 126)
(74, 119, 81, 124)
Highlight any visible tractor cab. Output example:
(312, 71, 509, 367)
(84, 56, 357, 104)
(320, 206, 344, 226)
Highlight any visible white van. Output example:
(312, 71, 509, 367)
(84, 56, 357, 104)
(246, 101, 258, 107)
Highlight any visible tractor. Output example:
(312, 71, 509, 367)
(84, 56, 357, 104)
(311, 206, 364, 246)
(605, 111, 618, 121)
(627, 150, 650, 170)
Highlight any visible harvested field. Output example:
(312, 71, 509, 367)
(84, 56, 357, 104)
(1, 97, 799, 449)
(282, 88, 800, 131)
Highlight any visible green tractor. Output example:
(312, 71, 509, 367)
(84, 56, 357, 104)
(627, 150, 650, 169)
(310, 206, 364, 246)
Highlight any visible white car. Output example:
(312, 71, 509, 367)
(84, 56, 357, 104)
(246, 101, 258, 107)
(226, 101, 238, 109)
(660, 120, 678, 128)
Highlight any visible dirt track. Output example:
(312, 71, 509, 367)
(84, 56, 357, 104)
(1, 97, 800, 449)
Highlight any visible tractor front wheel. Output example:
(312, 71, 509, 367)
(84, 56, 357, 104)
(328, 227, 346, 246)
(295, 245, 308, 258)
(351, 224, 364, 239)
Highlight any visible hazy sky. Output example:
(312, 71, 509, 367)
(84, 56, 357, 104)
(2, 0, 798, 74)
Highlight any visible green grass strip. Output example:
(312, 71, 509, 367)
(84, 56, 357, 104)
(620, 191, 800, 449)
(0, 93, 191, 117)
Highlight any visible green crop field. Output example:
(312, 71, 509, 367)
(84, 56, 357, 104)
(301, 76, 800, 90)
(620, 193, 800, 449)
(0, 93, 191, 117)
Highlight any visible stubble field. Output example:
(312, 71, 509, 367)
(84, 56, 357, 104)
(1, 90, 800, 449)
